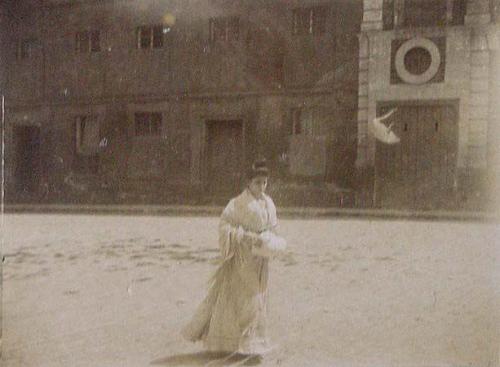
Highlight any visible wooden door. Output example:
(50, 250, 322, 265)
(206, 120, 243, 198)
(375, 103, 458, 209)
(375, 106, 418, 209)
(14, 125, 41, 195)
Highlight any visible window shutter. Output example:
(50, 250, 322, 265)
(153, 25, 164, 48)
(383, 0, 395, 30)
(451, 0, 467, 25)
(90, 31, 100, 52)
(312, 7, 327, 35)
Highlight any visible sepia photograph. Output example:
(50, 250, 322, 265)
(0, 0, 499, 366)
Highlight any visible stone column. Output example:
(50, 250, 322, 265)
(356, 33, 370, 169)
(355, 0, 384, 206)
(467, 29, 490, 171)
(488, 25, 500, 211)
(463, 0, 493, 208)
(357, 0, 384, 169)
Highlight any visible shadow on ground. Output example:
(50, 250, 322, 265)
(150, 351, 262, 366)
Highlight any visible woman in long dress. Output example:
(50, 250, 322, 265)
(182, 159, 285, 358)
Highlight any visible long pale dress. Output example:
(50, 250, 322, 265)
(181, 188, 279, 355)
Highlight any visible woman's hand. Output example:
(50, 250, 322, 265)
(243, 231, 263, 247)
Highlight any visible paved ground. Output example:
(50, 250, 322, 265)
(2, 214, 499, 367)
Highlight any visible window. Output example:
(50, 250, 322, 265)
(382, 0, 395, 30)
(74, 115, 100, 174)
(404, 47, 432, 75)
(450, 0, 467, 25)
(169, 132, 192, 178)
(209, 17, 239, 42)
(403, 0, 447, 27)
(17, 38, 38, 59)
(270, 52, 285, 84)
(137, 25, 169, 49)
(75, 30, 101, 53)
(290, 108, 326, 136)
(292, 6, 327, 35)
(288, 107, 329, 177)
(75, 115, 100, 154)
(135, 112, 162, 136)
(291, 109, 303, 135)
(492, 0, 500, 22)
(383, 0, 466, 28)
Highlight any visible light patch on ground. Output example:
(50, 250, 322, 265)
(2, 214, 499, 367)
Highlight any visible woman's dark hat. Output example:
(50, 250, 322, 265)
(247, 159, 269, 180)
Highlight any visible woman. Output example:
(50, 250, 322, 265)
(182, 159, 286, 358)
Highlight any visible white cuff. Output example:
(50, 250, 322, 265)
(235, 226, 245, 243)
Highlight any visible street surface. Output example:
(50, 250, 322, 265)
(2, 214, 499, 367)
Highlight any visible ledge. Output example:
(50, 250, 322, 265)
(2, 204, 497, 222)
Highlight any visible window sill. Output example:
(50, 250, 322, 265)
(133, 135, 163, 140)
(135, 47, 166, 52)
(390, 24, 465, 34)
(14, 58, 38, 64)
(291, 33, 327, 38)
(71, 172, 99, 178)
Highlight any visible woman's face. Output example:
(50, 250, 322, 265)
(248, 176, 268, 198)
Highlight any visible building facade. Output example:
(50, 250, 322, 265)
(356, 0, 500, 210)
(2, 0, 499, 210)
(1, 0, 362, 206)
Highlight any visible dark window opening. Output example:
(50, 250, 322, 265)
(383, 0, 395, 30)
(152, 25, 164, 48)
(292, 6, 327, 35)
(135, 112, 162, 136)
(17, 38, 37, 59)
(492, 0, 500, 22)
(76, 31, 100, 53)
(403, 0, 447, 27)
(74, 115, 100, 175)
(289, 107, 327, 136)
(90, 31, 100, 52)
(291, 109, 303, 135)
(451, 0, 467, 25)
(137, 25, 167, 49)
(139, 27, 151, 49)
(383, 0, 466, 29)
(404, 47, 432, 75)
(209, 16, 239, 42)
(273, 53, 285, 83)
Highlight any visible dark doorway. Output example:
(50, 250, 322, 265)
(375, 103, 458, 210)
(205, 120, 244, 199)
(14, 125, 41, 198)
